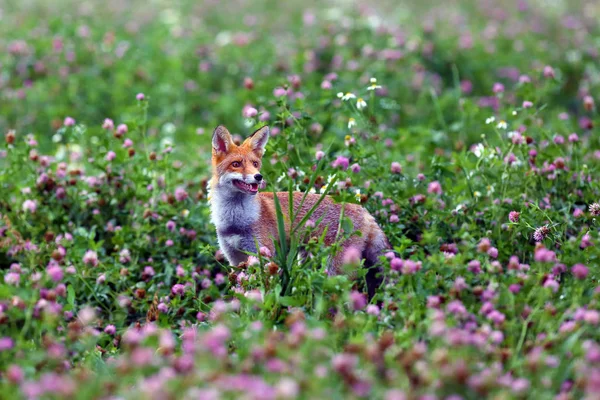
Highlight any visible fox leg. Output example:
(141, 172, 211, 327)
(217, 227, 259, 266)
(363, 228, 390, 300)
(329, 228, 389, 300)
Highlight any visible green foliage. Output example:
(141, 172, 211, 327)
(1, 0, 600, 398)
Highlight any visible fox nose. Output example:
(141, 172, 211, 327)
(254, 174, 263, 182)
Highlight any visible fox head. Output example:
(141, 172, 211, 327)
(210, 125, 269, 196)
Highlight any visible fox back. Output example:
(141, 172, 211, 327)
(208, 125, 390, 298)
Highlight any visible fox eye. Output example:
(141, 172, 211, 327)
(231, 161, 241, 168)
(253, 161, 259, 168)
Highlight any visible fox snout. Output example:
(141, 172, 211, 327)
(246, 173, 266, 189)
(243, 172, 267, 190)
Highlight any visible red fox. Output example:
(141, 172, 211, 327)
(209, 125, 390, 298)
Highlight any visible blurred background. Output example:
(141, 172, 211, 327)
(1, 0, 599, 162)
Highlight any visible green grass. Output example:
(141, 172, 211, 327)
(1, 0, 600, 398)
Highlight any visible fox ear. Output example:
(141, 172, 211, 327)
(246, 126, 269, 155)
(212, 126, 233, 154)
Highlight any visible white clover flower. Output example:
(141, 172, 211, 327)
(356, 98, 367, 110)
(496, 120, 507, 129)
(55, 145, 67, 161)
(70, 144, 82, 154)
(276, 172, 286, 183)
(511, 159, 523, 168)
(485, 116, 496, 124)
(341, 92, 356, 101)
(160, 137, 174, 148)
(473, 143, 485, 158)
(337, 92, 344, 98)
(370, 77, 377, 83)
(326, 174, 337, 184)
(354, 189, 361, 201)
(348, 117, 356, 129)
(326, 7, 342, 21)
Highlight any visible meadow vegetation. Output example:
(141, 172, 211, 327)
(1, 0, 600, 398)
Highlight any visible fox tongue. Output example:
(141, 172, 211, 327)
(234, 180, 258, 193)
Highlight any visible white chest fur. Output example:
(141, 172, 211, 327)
(209, 189, 260, 230)
(210, 188, 261, 265)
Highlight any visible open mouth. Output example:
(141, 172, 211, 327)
(233, 180, 259, 194)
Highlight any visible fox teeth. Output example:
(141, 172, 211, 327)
(234, 180, 258, 192)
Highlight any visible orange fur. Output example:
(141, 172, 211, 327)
(256, 192, 387, 275)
